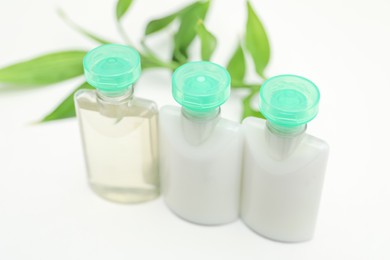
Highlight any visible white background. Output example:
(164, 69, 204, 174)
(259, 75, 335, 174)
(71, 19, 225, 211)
(0, 0, 389, 259)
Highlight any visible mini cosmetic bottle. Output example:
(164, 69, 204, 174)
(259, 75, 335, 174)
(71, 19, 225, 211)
(159, 61, 243, 225)
(75, 44, 159, 203)
(241, 75, 329, 242)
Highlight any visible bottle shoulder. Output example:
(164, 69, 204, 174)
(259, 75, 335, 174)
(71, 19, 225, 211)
(242, 116, 267, 130)
(74, 89, 95, 101)
(159, 105, 243, 157)
(305, 134, 329, 153)
(160, 105, 241, 133)
(75, 90, 158, 117)
(74, 89, 97, 112)
(243, 117, 328, 151)
(132, 97, 158, 113)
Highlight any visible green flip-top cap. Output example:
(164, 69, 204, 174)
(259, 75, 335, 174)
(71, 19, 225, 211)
(172, 61, 231, 112)
(259, 75, 320, 127)
(83, 44, 141, 93)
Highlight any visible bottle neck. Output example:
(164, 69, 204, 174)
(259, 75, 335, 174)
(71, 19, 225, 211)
(96, 87, 134, 118)
(181, 107, 221, 145)
(265, 121, 306, 160)
(96, 86, 134, 103)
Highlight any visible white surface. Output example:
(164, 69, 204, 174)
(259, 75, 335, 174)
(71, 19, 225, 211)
(0, 0, 389, 259)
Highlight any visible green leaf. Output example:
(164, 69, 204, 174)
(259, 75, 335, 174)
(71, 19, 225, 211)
(173, 0, 210, 63)
(242, 90, 265, 120)
(145, 14, 177, 36)
(41, 82, 93, 122)
(58, 9, 111, 45)
(196, 20, 217, 61)
(116, 0, 134, 20)
(227, 43, 246, 86)
(0, 51, 86, 86)
(245, 1, 270, 79)
(144, 2, 199, 36)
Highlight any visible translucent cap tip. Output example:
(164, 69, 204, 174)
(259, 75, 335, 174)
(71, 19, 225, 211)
(172, 61, 231, 112)
(259, 75, 320, 127)
(83, 44, 141, 92)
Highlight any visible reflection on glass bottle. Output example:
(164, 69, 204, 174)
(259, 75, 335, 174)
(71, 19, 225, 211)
(75, 44, 159, 203)
(241, 75, 329, 242)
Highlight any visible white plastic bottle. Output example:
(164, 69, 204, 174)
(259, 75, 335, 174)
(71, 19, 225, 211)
(241, 75, 329, 242)
(75, 44, 159, 204)
(159, 61, 243, 225)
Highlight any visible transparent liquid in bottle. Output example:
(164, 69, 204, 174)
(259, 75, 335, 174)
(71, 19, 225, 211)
(75, 90, 159, 203)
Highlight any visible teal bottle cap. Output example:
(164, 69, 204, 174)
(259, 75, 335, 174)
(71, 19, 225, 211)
(172, 61, 231, 112)
(259, 75, 320, 127)
(83, 44, 141, 92)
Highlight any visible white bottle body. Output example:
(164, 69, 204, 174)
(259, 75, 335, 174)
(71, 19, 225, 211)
(241, 117, 329, 242)
(159, 106, 243, 225)
(75, 89, 159, 203)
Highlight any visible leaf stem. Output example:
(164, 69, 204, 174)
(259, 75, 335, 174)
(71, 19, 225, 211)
(141, 39, 180, 70)
(116, 22, 133, 46)
(143, 53, 179, 70)
(231, 81, 261, 90)
(58, 9, 111, 45)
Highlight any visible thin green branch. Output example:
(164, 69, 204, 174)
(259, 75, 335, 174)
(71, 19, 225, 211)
(140, 39, 180, 70)
(57, 9, 112, 45)
(116, 21, 133, 46)
(231, 81, 261, 90)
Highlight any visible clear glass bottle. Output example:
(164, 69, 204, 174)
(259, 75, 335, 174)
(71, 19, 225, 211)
(241, 75, 329, 242)
(75, 44, 159, 203)
(159, 61, 243, 225)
